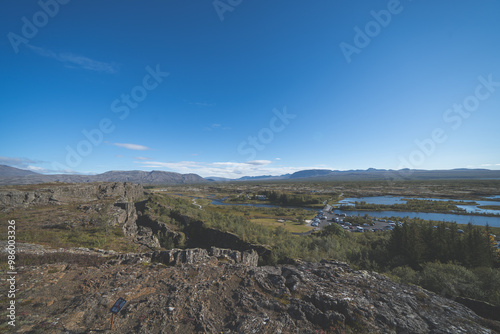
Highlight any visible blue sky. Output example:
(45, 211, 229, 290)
(1, 0, 499, 178)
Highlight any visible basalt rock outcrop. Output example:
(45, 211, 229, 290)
(0, 182, 144, 209)
(128, 201, 185, 250)
(150, 247, 258, 267)
(114, 201, 140, 236)
(184, 219, 272, 259)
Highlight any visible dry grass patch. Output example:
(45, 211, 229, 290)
(251, 218, 313, 233)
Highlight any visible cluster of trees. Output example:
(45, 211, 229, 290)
(341, 199, 471, 214)
(380, 221, 500, 305)
(392, 199, 470, 213)
(386, 222, 498, 269)
(390, 263, 500, 306)
(262, 190, 324, 206)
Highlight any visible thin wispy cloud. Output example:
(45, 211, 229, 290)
(204, 123, 231, 131)
(137, 161, 200, 168)
(134, 156, 152, 160)
(27, 45, 118, 73)
(113, 143, 151, 151)
(0, 156, 37, 168)
(26, 166, 47, 172)
(28, 166, 79, 174)
(246, 160, 272, 166)
(190, 102, 215, 107)
(0, 159, 77, 174)
(0, 157, 76, 174)
(465, 163, 500, 169)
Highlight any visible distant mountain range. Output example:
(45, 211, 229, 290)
(0, 165, 206, 185)
(1, 165, 500, 185)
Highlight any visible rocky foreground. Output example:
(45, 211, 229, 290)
(1, 182, 499, 333)
(3, 245, 499, 334)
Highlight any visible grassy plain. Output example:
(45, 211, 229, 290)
(153, 179, 500, 202)
(479, 205, 500, 210)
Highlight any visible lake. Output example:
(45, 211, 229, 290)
(332, 209, 500, 227)
(338, 196, 500, 214)
(337, 196, 500, 227)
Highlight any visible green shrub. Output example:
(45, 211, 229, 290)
(390, 266, 418, 285)
(419, 262, 480, 299)
(472, 267, 500, 305)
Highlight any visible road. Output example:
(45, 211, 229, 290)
(192, 198, 203, 210)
